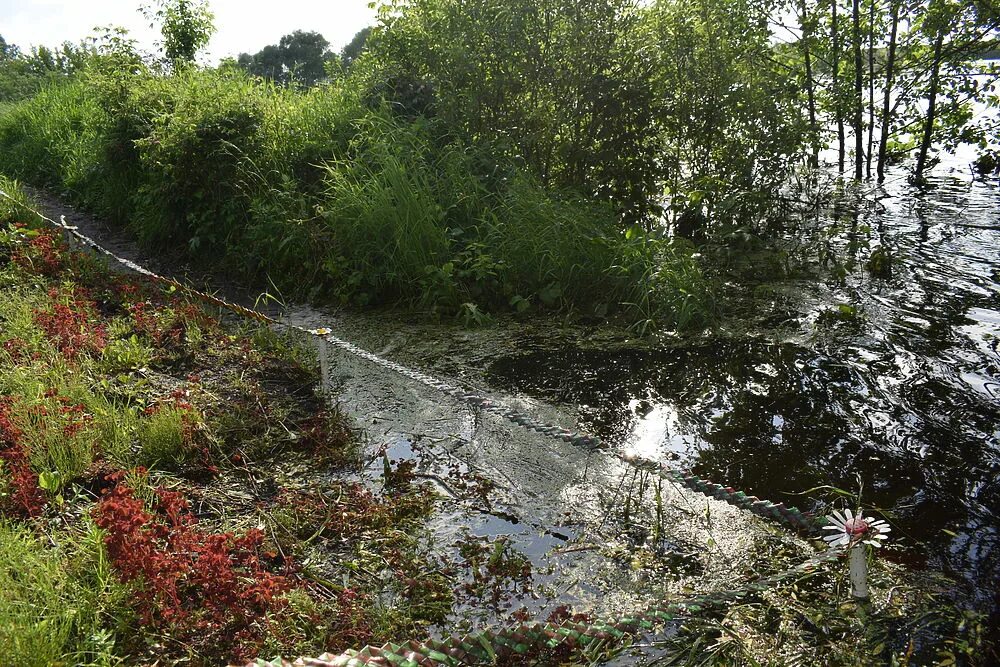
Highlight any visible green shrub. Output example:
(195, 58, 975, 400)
(0, 67, 715, 332)
(318, 115, 460, 306)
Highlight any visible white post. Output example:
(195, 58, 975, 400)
(60, 215, 73, 247)
(849, 544, 869, 599)
(317, 336, 330, 403)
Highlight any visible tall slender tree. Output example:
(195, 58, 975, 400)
(913, 26, 945, 183)
(852, 0, 864, 180)
(799, 0, 820, 168)
(832, 0, 846, 171)
(866, 0, 876, 179)
(876, 0, 900, 182)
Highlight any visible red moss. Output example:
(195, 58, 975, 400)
(94, 477, 293, 662)
(33, 287, 107, 359)
(12, 230, 64, 275)
(128, 298, 217, 350)
(0, 398, 46, 518)
(1, 338, 28, 362)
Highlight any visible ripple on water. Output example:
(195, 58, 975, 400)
(486, 165, 1000, 613)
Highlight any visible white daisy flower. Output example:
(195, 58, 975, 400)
(822, 507, 891, 549)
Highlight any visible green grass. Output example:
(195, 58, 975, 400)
(0, 520, 129, 667)
(138, 404, 195, 468)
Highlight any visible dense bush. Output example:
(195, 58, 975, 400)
(0, 62, 713, 330)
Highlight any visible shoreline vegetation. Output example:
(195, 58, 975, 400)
(0, 175, 460, 664)
(0, 0, 991, 335)
(6, 176, 620, 665)
(0, 41, 716, 333)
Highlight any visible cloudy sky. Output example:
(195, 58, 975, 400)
(0, 0, 377, 62)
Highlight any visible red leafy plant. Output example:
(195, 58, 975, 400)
(129, 298, 217, 350)
(94, 473, 293, 662)
(33, 286, 108, 359)
(297, 410, 356, 464)
(0, 397, 46, 518)
(11, 228, 65, 276)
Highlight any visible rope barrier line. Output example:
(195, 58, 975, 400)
(2, 189, 841, 665)
(0, 187, 821, 535)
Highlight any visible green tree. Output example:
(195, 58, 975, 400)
(371, 0, 663, 223)
(876, 0, 903, 181)
(237, 30, 335, 86)
(0, 35, 92, 102)
(830, 0, 847, 171)
(0, 35, 20, 61)
(908, 0, 999, 182)
(796, 0, 821, 169)
(788, 0, 997, 181)
(649, 0, 804, 229)
(852, 0, 863, 179)
(142, 0, 215, 70)
(341, 27, 372, 69)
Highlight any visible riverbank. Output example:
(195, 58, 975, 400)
(0, 178, 990, 665)
(0, 178, 508, 664)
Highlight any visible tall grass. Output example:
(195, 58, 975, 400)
(0, 67, 715, 330)
(0, 520, 129, 666)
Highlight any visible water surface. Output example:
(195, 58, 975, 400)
(488, 165, 1000, 613)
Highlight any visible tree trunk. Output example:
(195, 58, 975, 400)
(876, 0, 899, 182)
(832, 0, 845, 171)
(853, 0, 864, 180)
(866, 0, 876, 179)
(914, 30, 945, 183)
(801, 0, 819, 168)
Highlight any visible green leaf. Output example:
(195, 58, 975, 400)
(38, 471, 61, 492)
(538, 282, 562, 306)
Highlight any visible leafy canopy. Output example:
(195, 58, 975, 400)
(141, 0, 216, 70)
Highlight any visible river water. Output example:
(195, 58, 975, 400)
(486, 161, 1000, 616)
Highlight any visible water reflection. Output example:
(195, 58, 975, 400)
(488, 166, 1000, 613)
